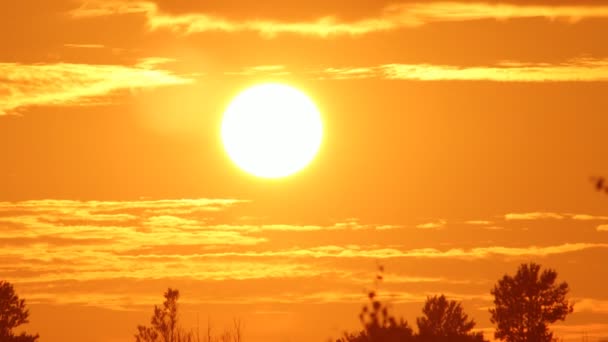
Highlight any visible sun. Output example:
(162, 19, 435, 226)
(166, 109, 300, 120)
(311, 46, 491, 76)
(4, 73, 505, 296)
(221, 83, 323, 178)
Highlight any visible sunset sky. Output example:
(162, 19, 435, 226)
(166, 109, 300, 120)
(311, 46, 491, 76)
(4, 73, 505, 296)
(2, 1, 608, 341)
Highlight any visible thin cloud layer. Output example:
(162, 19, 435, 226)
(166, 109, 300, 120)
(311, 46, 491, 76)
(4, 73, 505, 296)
(165, 243, 608, 260)
(0, 199, 402, 286)
(320, 59, 608, 82)
(505, 211, 566, 220)
(70, 1, 608, 37)
(504, 211, 608, 221)
(416, 219, 447, 229)
(0, 59, 193, 115)
(571, 214, 608, 221)
(3, 199, 607, 290)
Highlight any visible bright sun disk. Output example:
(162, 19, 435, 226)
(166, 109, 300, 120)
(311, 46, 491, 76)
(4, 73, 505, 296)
(221, 83, 323, 178)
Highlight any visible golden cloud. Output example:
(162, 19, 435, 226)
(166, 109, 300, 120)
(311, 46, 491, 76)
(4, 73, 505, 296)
(3, 199, 607, 314)
(382, 59, 608, 82)
(70, 1, 608, 37)
(572, 214, 608, 221)
(416, 219, 447, 229)
(135, 242, 608, 260)
(504, 211, 565, 220)
(0, 59, 193, 115)
(597, 224, 608, 232)
(0, 198, 406, 290)
(223, 59, 608, 82)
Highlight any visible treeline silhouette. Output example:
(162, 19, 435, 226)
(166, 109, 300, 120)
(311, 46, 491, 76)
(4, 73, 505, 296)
(337, 263, 573, 342)
(0, 263, 575, 342)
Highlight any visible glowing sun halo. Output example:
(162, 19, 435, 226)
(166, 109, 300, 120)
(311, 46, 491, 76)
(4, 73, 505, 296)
(221, 83, 323, 178)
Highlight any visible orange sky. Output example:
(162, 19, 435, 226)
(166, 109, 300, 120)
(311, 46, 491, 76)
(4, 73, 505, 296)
(1, 1, 608, 341)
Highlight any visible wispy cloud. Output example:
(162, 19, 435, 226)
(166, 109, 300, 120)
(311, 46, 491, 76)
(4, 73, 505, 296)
(69, 1, 153, 18)
(19, 286, 483, 308)
(504, 212, 565, 220)
(69, 1, 394, 37)
(3, 199, 608, 320)
(0, 198, 244, 216)
(505, 211, 608, 222)
(416, 219, 447, 229)
(224, 59, 608, 82)
(383, 2, 608, 26)
(571, 214, 608, 221)
(0, 199, 407, 288)
(134, 243, 608, 260)
(4, 198, 606, 292)
(70, 1, 608, 37)
(319, 59, 608, 82)
(597, 224, 608, 232)
(0, 58, 193, 115)
(383, 59, 608, 82)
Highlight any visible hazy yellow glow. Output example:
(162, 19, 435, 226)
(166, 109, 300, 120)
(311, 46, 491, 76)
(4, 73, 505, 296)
(221, 83, 323, 178)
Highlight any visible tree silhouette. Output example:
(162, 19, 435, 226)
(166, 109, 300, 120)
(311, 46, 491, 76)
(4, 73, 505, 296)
(416, 295, 486, 342)
(0, 281, 39, 342)
(135, 288, 192, 342)
(338, 266, 414, 342)
(135, 288, 243, 342)
(489, 263, 574, 342)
